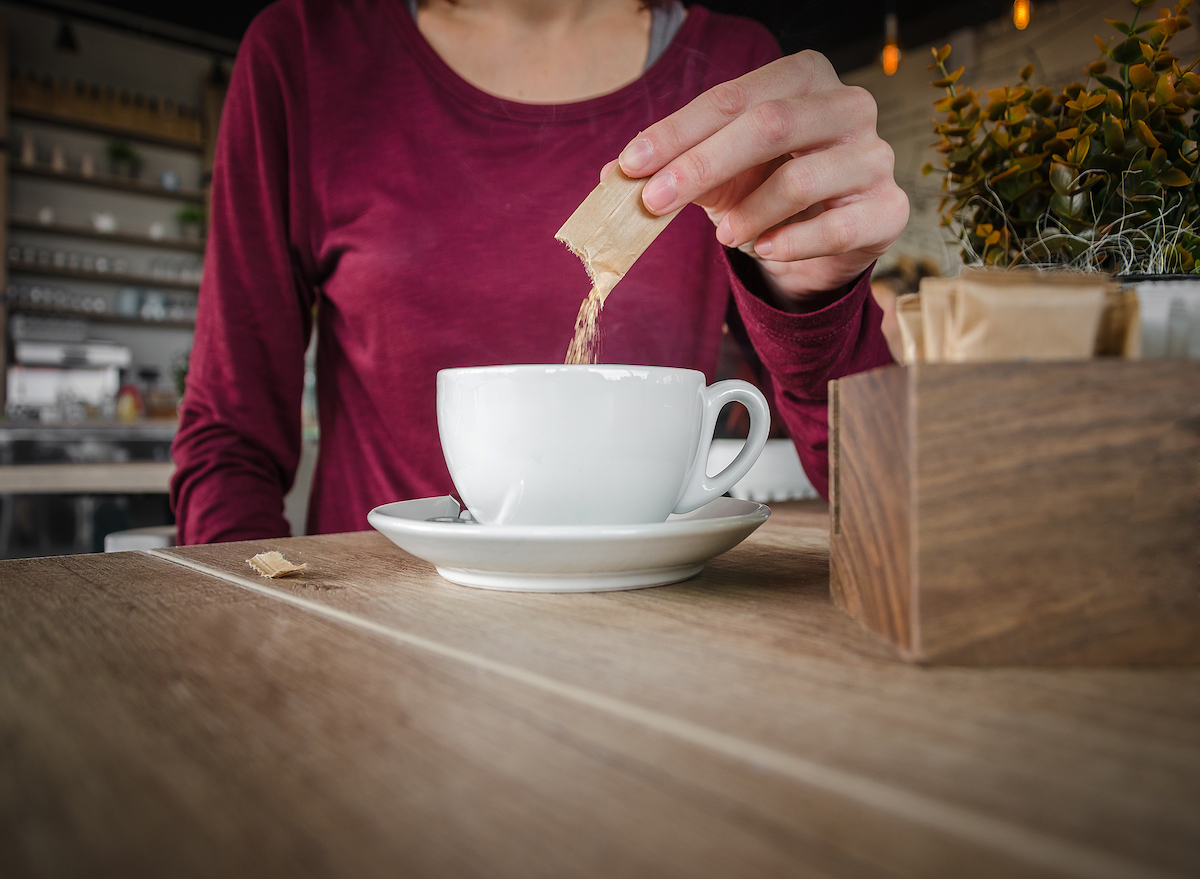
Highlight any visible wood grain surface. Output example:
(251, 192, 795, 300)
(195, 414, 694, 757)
(829, 366, 913, 651)
(153, 503, 1200, 878)
(915, 360, 1200, 664)
(830, 361, 1200, 666)
(2, 504, 1198, 878)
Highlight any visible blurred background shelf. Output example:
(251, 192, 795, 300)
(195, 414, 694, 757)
(9, 260, 200, 290)
(8, 302, 195, 330)
(0, 420, 179, 443)
(9, 106, 204, 152)
(10, 164, 205, 203)
(9, 217, 205, 252)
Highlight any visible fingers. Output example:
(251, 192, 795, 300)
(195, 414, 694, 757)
(610, 48, 906, 296)
(619, 53, 835, 175)
(638, 93, 845, 215)
(619, 78, 759, 182)
(619, 53, 835, 178)
(636, 87, 877, 218)
(715, 138, 896, 250)
(753, 186, 910, 263)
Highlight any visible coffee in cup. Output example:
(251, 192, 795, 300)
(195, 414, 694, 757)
(437, 364, 770, 526)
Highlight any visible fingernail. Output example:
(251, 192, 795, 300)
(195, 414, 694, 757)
(642, 173, 677, 214)
(754, 237, 773, 258)
(716, 216, 736, 247)
(619, 138, 653, 174)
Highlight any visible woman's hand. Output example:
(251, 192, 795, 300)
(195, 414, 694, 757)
(616, 51, 909, 306)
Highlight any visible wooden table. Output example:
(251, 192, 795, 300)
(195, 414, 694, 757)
(2, 502, 1197, 878)
(0, 461, 175, 494)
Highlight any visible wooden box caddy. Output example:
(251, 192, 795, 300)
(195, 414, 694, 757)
(828, 360, 1200, 665)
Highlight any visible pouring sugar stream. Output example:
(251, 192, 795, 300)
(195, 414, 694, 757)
(557, 166, 683, 363)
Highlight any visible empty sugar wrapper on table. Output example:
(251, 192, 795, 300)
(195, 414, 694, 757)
(248, 551, 307, 578)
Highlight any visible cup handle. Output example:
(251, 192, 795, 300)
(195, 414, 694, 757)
(673, 379, 771, 514)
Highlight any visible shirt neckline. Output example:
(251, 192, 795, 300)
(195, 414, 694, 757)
(386, 1, 707, 123)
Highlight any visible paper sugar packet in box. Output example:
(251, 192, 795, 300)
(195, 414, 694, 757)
(894, 293, 924, 365)
(945, 269, 1112, 362)
(898, 269, 1140, 364)
(918, 277, 957, 362)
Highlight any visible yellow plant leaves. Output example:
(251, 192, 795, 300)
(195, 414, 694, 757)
(1129, 63, 1157, 88)
(1135, 118, 1161, 147)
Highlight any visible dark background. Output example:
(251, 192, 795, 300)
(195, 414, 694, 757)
(19, 0, 1016, 72)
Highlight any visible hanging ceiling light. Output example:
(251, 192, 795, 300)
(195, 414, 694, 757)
(55, 19, 79, 54)
(882, 12, 901, 76)
(1013, 0, 1032, 30)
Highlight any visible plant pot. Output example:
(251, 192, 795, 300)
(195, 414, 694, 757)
(1118, 274, 1200, 359)
(108, 158, 141, 180)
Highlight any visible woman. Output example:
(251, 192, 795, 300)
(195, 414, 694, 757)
(171, 0, 907, 542)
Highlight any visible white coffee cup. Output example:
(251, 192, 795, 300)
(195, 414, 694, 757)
(437, 364, 771, 526)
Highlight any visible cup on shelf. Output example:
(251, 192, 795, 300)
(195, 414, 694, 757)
(91, 212, 118, 233)
(167, 292, 189, 321)
(116, 287, 141, 317)
(140, 290, 167, 321)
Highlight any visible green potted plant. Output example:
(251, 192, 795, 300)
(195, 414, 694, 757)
(171, 348, 189, 400)
(923, 0, 1200, 357)
(176, 204, 206, 240)
(924, 0, 1199, 276)
(106, 139, 142, 180)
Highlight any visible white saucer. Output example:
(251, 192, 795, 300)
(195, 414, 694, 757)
(366, 496, 770, 592)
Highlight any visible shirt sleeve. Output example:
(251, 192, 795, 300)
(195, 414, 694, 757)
(696, 18, 890, 500)
(726, 251, 894, 500)
(170, 9, 316, 544)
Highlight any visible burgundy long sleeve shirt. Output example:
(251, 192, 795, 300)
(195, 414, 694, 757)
(170, 0, 893, 543)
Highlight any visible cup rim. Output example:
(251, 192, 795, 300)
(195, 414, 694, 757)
(438, 364, 707, 381)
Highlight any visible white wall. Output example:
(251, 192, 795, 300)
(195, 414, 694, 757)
(841, 0, 1200, 274)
